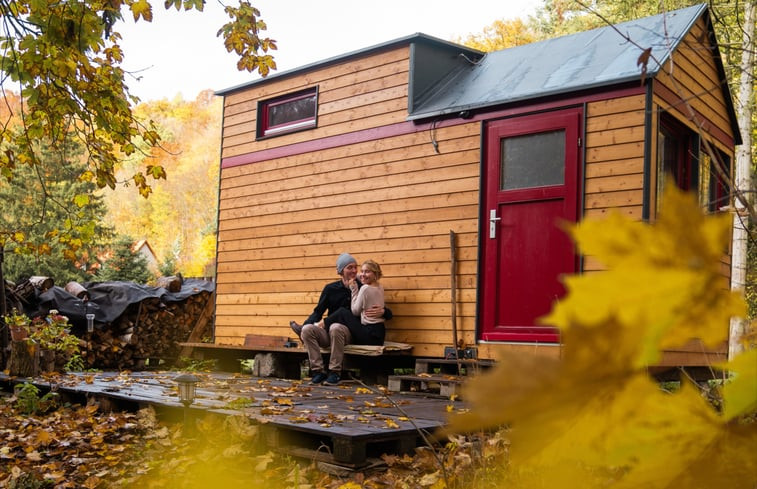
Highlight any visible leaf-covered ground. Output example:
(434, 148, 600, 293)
(0, 388, 506, 488)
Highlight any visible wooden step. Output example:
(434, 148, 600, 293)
(387, 373, 466, 398)
(414, 357, 496, 376)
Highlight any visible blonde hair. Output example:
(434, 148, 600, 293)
(362, 260, 382, 280)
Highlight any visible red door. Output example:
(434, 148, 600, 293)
(480, 108, 582, 342)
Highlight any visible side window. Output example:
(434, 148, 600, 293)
(699, 149, 730, 212)
(257, 87, 318, 138)
(656, 112, 729, 213)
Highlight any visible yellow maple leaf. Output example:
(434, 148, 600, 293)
(447, 187, 755, 488)
(337, 482, 363, 489)
(35, 430, 53, 446)
(129, 0, 153, 21)
(546, 185, 743, 360)
(720, 349, 757, 420)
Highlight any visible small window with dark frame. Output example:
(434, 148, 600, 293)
(699, 149, 731, 212)
(257, 87, 318, 138)
(656, 112, 731, 213)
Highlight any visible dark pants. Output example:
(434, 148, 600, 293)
(325, 307, 385, 346)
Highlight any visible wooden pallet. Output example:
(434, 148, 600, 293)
(387, 373, 465, 398)
(262, 422, 420, 467)
(0, 371, 458, 467)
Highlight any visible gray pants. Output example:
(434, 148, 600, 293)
(301, 323, 352, 372)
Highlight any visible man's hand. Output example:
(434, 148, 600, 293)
(364, 305, 384, 319)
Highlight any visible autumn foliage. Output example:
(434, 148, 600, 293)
(449, 186, 757, 488)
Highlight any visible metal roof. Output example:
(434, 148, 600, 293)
(216, 4, 739, 145)
(408, 3, 709, 120)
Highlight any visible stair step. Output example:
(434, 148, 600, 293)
(387, 373, 465, 398)
(414, 357, 496, 375)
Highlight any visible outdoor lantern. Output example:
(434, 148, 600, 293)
(86, 313, 95, 333)
(174, 373, 200, 408)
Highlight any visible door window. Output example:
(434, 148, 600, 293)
(501, 130, 565, 190)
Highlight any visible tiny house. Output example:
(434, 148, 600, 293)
(212, 4, 739, 368)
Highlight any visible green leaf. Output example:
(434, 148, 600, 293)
(73, 193, 90, 207)
(146, 164, 167, 179)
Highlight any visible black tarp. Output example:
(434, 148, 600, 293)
(29, 279, 214, 329)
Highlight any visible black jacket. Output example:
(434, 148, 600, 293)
(304, 279, 392, 325)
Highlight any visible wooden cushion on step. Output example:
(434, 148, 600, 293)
(320, 341, 413, 356)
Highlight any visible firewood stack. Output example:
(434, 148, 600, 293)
(81, 290, 213, 370)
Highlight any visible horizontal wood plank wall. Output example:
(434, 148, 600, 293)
(216, 124, 482, 356)
(221, 48, 410, 159)
(582, 94, 647, 272)
(653, 18, 735, 150)
(216, 45, 482, 356)
(648, 20, 734, 361)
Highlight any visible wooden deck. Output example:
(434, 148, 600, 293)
(0, 370, 464, 467)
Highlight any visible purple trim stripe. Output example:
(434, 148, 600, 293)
(222, 121, 426, 169)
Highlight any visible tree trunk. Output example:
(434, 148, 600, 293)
(729, 0, 755, 359)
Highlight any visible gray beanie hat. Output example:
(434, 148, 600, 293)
(336, 253, 357, 274)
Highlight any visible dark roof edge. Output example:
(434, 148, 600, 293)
(645, 3, 707, 77)
(215, 33, 483, 97)
(591, 4, 740, 145)
(406, 77, 648, 122)
(700, 7, 742, 145)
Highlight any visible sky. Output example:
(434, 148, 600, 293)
(117, 0, 543, 101)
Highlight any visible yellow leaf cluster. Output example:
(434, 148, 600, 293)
(449, 186, 757, 488)
(547, 186, 743, 364)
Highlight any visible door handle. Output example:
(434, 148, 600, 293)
(489, 209, 501, 239)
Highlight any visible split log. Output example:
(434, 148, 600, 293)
(8, 340, 39, 377)
(64, 281, 89, 299)
(156, 275, 183, 293)
(83, 290, 213, 370)
(28, 276, 54, 292)
(178, 292, 215, 358)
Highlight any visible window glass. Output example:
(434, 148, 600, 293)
(500, 130, 565, 190)
(656, 112, 730, 213)
(699, 150, 730, 211)
(258, 88, 317, 137)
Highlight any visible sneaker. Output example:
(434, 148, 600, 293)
(323, 371, 341, 386)
(289, 321, 303, 340)
(309, 371, 328, 384)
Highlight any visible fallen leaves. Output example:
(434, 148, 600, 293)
(0, 399, 167, 487)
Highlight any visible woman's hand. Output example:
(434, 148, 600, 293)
(364, 305, 384, 319)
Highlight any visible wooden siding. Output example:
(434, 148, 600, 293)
(221, 48, 411, 159)
(652, 18, 735, 151)
(216, 41, 483, 356)
(214, 23, 736, 363)
(582, 94, 647, 272)
(215, 124, 482, 356)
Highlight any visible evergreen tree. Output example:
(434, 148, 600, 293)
(97, 235, 151, 284)
(0, 137, 114, 284)
(158, 251, 178, 277)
